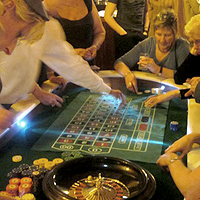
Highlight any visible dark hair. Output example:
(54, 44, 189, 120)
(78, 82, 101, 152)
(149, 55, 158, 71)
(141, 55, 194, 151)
(153, 9, 177, 35)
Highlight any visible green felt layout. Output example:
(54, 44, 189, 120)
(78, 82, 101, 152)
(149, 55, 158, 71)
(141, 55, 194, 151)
(32, 91, 169, 163)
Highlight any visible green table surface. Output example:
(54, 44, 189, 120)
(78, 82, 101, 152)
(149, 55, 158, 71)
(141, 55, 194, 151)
(0, 84, 187, 200)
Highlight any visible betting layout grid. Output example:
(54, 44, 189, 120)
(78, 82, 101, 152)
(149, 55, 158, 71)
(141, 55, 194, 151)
(51, 94, 157, 154)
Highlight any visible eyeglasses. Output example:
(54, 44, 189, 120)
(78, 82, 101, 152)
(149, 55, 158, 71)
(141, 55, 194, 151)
(189, 40, 200, 46)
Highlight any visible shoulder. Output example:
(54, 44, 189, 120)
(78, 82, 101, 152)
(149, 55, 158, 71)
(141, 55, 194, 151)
(175, 37, 189, 52)
(176, 37, 189, 47)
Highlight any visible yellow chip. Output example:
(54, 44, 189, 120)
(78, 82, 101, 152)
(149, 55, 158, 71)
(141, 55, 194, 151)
(45, 161, 55, 170)
(53, 158, 64, 165)
(33, 159, 40, 166)
(21, 193, 36, 200)
(12, 155, 22, 162)
(38, 158, 48, 167)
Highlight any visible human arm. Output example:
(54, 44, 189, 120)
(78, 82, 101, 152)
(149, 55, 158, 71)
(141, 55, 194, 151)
(104, 2, 127, 35)
(184, 77, 200, 98)
(46, 67, 67, 90)
(144, 90, 180, 108)
(83, 1, 106, 61)
(114, 61, 138, 93)
(165, 133, 200, 158)
(0, 106, 15, 130)
(157, 151, 200, 200)
(32, 82, 63, 107)
(138, 56, 174, 78)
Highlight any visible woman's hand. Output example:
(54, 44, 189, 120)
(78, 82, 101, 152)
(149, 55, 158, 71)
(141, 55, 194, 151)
(145, 95, 164, 107)
(157, 152, 179, 169)
(145, 90, 180, 107)
(137, 57, 160, 74)
(84, 45, 98, 60)
(124, 72, 138, 93)
(32, 84, 63, 107)
(49, 76, 67, 90)
(165, 133, 199, 159)
(109, 89, 126, 105)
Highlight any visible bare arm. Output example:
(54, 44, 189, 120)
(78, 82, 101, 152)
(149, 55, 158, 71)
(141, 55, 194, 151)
(104, 2, 127, 35)
(91, 0, 105, 50)
(157, 152, 200, 200)
(114, 62, 138, 93)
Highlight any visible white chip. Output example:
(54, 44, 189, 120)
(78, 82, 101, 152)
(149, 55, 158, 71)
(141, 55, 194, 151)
(144, 90, 151, 93)
(137, 92, 143, 95)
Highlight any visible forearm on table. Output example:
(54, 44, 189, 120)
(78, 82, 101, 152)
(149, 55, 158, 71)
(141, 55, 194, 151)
(114, 62, 134, 78)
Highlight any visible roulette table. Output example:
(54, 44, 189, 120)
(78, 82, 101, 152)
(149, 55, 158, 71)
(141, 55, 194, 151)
(0, 72, 188, 200)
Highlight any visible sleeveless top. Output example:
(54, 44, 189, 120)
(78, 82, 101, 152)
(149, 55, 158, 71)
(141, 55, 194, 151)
(56, 0, 94, 49)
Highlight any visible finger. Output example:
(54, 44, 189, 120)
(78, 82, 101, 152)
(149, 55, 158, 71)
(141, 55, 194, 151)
(184, 90, 193, 97)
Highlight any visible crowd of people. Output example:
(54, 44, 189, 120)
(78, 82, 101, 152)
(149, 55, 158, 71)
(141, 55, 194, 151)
(1, 0, 200, 200)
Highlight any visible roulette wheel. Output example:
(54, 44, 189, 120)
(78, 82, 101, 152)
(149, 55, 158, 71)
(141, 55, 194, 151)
(42, 156, 156, 200)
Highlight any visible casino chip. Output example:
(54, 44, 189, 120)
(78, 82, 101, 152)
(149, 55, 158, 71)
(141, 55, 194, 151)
(137, 92, 143, 95)
(21, 193, 36, 200)
(144, 90, 151, 93)
(12, 155, 22, 162)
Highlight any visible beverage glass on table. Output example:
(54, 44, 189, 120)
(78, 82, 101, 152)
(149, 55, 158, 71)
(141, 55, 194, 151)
(139, 53, 150, 72)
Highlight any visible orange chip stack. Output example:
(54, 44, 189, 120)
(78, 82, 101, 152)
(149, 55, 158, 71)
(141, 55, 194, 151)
(0, 190, 13, 196)
(9, 178, 21, 185)
(19, 183, 32, 197)
(6, 184, 19, 196)
(20, 177, 33, 186)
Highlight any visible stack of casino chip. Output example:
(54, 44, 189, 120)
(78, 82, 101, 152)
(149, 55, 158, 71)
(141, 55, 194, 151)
(4, 157, 64, 197)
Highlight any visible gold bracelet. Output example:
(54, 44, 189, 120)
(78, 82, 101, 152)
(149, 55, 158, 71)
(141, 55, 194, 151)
(124, 71, 132, 78)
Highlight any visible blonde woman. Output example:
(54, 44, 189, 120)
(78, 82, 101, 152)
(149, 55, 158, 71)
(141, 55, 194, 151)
(0, 0, 48, 132)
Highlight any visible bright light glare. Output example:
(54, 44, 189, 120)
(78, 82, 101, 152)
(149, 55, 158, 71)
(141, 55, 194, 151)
(17, 121, 26, 128)
(160, 85, 165, 90)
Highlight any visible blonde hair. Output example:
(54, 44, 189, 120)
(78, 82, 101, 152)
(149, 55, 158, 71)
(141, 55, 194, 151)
(185, 14, 200, 39)
(0, 0, 45, 43)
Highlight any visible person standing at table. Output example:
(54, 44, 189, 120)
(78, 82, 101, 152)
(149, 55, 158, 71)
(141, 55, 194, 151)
(104, 0, 147, 59)
(147, 0, 185, 38)
(44, 0, 105, 65)
(0, 0, 49, 131)
(157, 133, 200, 200)
(37, 0, 106, 86)
(114, 9, 189, 93)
